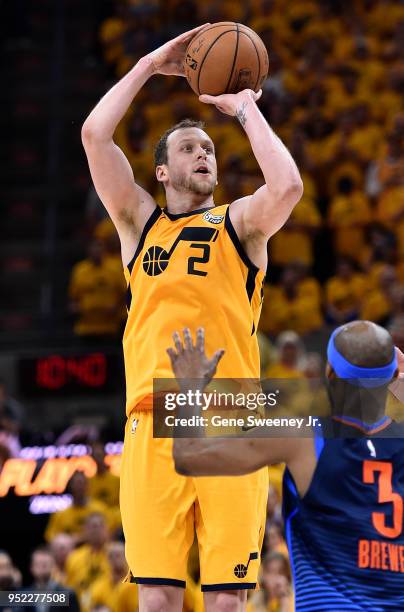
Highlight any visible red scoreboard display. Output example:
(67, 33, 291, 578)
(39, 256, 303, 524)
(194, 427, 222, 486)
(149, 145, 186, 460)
(18, 351, 124, 396)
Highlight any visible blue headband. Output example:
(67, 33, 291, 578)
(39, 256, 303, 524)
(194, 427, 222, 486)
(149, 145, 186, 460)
(327, 327, 397, 388)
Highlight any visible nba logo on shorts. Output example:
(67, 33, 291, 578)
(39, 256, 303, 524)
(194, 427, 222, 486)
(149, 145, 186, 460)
(131, 418, 138, 434)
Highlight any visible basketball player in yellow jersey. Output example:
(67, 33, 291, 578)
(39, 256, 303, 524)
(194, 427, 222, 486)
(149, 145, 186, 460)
(82, 24, 303, 612)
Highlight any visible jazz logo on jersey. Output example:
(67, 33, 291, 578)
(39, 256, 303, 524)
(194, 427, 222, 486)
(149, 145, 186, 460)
(142, 227, 218, 276)
(203, 211, 224, 224)
(234, 551, 258, 578)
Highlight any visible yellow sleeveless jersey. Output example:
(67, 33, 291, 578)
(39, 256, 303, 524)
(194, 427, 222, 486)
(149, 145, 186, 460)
(123, 204, 264, 415)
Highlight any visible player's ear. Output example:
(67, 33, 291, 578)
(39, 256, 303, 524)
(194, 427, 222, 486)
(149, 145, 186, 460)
(156, 165, 168, 183)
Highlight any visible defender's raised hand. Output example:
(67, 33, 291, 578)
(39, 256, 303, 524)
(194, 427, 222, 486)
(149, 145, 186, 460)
(167, 328, 224, 389)
(147, 24, 210, 76)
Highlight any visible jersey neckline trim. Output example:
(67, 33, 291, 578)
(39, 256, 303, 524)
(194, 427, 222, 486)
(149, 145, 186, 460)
(332, 415, 392, 435)
(163, 206, 215, 220)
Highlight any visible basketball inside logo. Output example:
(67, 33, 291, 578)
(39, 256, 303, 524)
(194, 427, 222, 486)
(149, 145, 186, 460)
(143, 246, 170, 276)
(234, 563, 248, 578)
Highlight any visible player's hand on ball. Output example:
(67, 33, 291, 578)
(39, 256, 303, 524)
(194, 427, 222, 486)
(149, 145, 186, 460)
(167, 327, 224, 390)
(147, 24, 210, 76)
(199, 88, 262, 117)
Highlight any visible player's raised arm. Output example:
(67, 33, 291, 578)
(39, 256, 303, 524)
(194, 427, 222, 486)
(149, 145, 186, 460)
(199, 90, 303, 242)
(167, 328, 307, 478)
(81, 24, 209, 262)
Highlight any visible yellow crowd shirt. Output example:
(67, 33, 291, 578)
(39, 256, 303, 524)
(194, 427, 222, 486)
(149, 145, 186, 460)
(88, 471, 120, 507)
(327, 191, 372, 262)
(69, 259, 125, 335)
(269, 196, 321, 267)
(260, 285, 323, 336)
(66, 544, 110, 609)
(325, 274, 367, 313)
(123, 205, 264, 414)
(90, 576, 139, 612)
(45, 499, 120, 542)
(377, 186, 404, 257)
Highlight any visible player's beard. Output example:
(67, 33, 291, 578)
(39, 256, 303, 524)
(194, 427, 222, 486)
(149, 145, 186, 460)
(171, 170, 216, 196)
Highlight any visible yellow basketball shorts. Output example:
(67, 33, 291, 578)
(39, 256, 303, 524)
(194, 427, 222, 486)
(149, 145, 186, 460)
(120, 409, 268, 591)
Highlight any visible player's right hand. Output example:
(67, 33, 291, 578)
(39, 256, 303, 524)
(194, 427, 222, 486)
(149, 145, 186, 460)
(146, 24, 209, 76)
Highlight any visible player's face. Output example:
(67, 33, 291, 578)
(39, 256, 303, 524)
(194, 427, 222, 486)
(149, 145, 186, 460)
(164, 128, 217, 196)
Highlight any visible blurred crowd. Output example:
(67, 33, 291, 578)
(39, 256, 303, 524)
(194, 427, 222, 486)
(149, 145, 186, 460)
(0, 467, 137, 612)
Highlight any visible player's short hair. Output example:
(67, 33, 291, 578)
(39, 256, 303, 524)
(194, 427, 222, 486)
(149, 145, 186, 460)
(154, 118, 205, 167)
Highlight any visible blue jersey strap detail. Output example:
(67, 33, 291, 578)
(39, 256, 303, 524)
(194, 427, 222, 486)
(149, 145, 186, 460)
(313, 420, 325, 459)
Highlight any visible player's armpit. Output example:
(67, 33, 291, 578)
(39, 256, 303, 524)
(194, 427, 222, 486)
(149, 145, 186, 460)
(240, 183, 302, 240)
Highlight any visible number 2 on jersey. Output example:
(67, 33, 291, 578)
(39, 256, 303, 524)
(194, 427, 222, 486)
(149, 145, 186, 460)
(188, 243, 210, 276)
(363, 460, 403, 538)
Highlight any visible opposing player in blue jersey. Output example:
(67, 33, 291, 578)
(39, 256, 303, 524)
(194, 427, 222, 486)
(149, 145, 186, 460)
(167, 322, 404, 612)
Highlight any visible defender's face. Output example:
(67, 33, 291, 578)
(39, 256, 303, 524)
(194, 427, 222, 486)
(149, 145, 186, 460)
(158, 127, 218, 196)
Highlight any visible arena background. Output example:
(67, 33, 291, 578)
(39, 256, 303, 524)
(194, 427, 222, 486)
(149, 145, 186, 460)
(1, 1, 403, 610)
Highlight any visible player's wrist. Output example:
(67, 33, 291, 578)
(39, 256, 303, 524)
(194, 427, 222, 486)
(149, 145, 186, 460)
(235, 93, 254, 126)
(138, 54, 158, 77)
(178, 381, 206, 395)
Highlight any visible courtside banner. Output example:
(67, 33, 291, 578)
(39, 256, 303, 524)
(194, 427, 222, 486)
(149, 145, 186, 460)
(152, 378, 403, 438)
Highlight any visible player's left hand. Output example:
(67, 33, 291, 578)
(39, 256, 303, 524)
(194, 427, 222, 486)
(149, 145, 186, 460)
(167, 327, 224, 390)
(199, 88, 262, 117)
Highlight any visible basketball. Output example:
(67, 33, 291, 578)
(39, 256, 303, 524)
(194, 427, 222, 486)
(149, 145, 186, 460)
(184, 22, 269, 96)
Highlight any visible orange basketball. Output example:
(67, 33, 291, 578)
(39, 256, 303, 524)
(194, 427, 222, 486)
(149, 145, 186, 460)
(184, 22, 269, 96)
